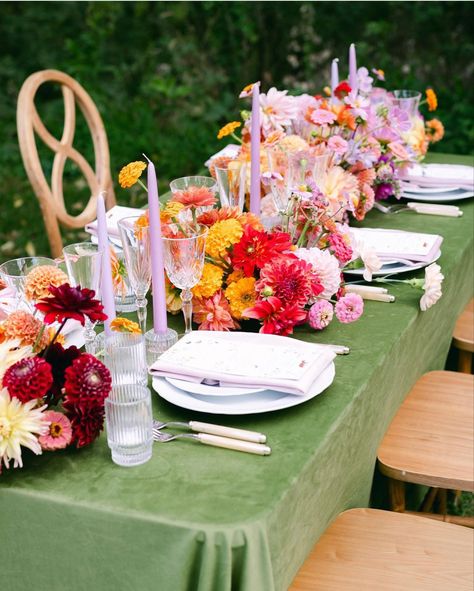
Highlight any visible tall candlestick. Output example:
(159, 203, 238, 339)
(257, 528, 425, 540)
(331, 58, 339, 96)
(249, 81, 261, 215)
(96, 193, 116, 335)
(349, 43, 358, 92)
(145, 158, 168, 334)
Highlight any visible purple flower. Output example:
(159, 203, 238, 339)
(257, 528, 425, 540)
(308, 300, 334, 330)
(357, 67, 374, 94)
(335, 293, 364, 323)
(375, 183, 394, 201)
(389, 107, 411, 132)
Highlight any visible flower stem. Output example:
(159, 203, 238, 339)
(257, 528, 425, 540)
(138, 179, 148, 193)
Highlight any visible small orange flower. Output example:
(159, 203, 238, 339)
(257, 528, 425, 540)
(323, 86, 332, 97)
(425, 88, 438, 112)
(217, 121, 242, 140)
(118, 161, 147, 189)
(110, 317, 141, 334)
(171, 186, 216, 209)
(425, 118, 444, 143)
(134, 212, 149, 239)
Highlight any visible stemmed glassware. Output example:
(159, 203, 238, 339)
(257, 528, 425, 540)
(161, 223, 208, 334)
(62, 242, 102, 354)
(215, 162, 247, 211)
(0, 256, 56, 310)
(117, 216, 152, 334)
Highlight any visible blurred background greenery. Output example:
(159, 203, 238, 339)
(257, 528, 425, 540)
(1, 1, 473, 260)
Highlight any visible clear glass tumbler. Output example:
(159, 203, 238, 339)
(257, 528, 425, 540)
(104, 332, 148, 386)
(105, 384, 153, 467)
(0, 256, 56, 309)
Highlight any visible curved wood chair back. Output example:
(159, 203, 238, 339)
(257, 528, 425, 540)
(17, 69, 116, 258)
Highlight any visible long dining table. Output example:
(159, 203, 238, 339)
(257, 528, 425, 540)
(1, 153, 473, 591)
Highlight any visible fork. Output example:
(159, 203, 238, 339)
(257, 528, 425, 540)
(374, 201, 462, 217)
(153, 418, 267, 443)
(152, 428, 272, 455)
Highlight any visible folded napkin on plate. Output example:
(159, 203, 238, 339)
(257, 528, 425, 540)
(401, 163, 474, 191)
(85, 205, 144, 239)
(350, 227, 442, 263)
(204, 143, 241, 168)
(149, 331, 336, 396)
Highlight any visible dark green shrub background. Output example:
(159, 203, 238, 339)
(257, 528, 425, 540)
(1, 1, 473, 260)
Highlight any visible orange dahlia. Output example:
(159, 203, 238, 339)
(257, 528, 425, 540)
(2, 310, 50, 349)
(24, 265, 68, 302)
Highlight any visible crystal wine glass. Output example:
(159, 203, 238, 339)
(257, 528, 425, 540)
(215, 162, 247, 211)
(161, 223, 208, 334)
(62, 242, 102, 354)
(0, 256, 56, 310)
(117, 217, 152, 334)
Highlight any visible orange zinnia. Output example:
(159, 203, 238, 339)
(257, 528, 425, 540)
(425, 88, 438, 112)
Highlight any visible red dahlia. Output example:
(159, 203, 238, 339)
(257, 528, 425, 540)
(63, 399, 105, 448)
(256, 258, 323, 307)
(334, 81, 352, 100)
(231, 227, 293, 277)
(243, 296, 307, 336)
(35, 283, 107, 326)
(64, 354, 111, 404)
(2, 357, 53, 403)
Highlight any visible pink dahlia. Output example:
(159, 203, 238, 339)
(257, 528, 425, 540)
(64, 354, 111, 404)
(310, 108, 337, 126)
(39, 411, 72, 451)
(243, 296, 307, 336)
(193, 291, 240, 331)
(171, 186, 217, 208)
(256, 258, 323, 307)
(335, 293, 364, 324)
(308, 300, 334, 330)
(2, 357, 53, 403)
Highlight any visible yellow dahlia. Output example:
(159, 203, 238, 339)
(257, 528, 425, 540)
(205, 219, 244, 260)
(2, 311, 50, 350)
(24, 265, 68, 301)
(225, 277, 256, 320)
(226, 268, 246, 285)
(110, 317, 141, 334)
(192, 263, 224, 299)
(217, 121, 241, 140)
(425, 88, 438, 112)
(0, 387, 48, 470)
(118, 161, 147, 189)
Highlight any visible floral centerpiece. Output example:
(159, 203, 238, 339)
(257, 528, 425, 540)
(0, 282, 111, 472)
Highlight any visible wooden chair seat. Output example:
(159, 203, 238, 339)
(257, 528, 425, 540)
(378, 371, 473, 492)
(289, 508, 473, 591)
(453, 298, 474, 373)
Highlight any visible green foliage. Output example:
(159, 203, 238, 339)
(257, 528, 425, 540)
(0, 1, 473, 260)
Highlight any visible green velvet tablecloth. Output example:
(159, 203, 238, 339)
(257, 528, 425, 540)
(1, 154, 473, 591)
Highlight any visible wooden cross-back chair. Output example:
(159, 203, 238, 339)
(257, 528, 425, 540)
(17, 69, 116, 258)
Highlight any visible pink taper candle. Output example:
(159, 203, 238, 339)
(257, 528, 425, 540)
(96, 193, 116, 335)
(249, 81, 261, 215)
(145, 157, 168, 334)
(331, 58, 339, 96)
(349, 43, 358, 92)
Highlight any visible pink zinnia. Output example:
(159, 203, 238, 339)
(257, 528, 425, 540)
(335, 293, 364, 323)
(243, 296, 307, 336)
(328, 232, 353, 264)
(172, 186, 217, 208)
(256, 258, 323, 307)
(193, 290, 239, 331)
(308, 300, 334, 330)
(39, 411, 73, 451)
(310, 108, 337, 126)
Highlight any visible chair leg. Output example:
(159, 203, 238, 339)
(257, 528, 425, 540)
(437, 488, 448, 515)
(388, 479, 405, 512)
(458, 350, 472, 374)
(420, 487, 438, 513)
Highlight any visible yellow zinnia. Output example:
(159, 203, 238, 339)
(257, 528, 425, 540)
(110, 317, 142, 334)
(217, 121, 242, 140)
(425, 88, 438, 112)
(192, 264, 224, 299)
(162, 201, 185, 221)
(205, 219, 244, 260)
(225, 277, 256, 320)
(118, 161, 147, 188)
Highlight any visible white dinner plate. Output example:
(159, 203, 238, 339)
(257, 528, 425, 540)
(345, 250, 441, 278)
(401, 189, 474, 203)
(166, 377, 265, 397)
(401, 183, 463, 194)
(153, 363, 335, 415)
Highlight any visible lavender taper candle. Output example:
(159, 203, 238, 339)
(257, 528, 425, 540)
(249, 82, 261, 215)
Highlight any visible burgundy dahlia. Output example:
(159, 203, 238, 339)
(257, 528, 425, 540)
(63, 399, 105, 448)
(63, 354, 111, 404)
(35, 283, 107, 326)
(43, 343, 81, 400)
(3, 356, 53, 403)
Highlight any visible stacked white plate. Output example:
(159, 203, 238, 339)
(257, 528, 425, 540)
(401, 163, 474, 202)
(150, 331, 336, 415)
